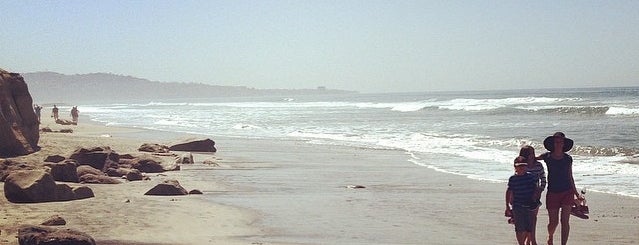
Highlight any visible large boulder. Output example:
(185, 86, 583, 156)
(144, 179, 188, 196)
(131, 154, 178, 173)
(44, 160, 80, 182)
(169, 138, 216, 152)
(69, 146, 120, 171)
(18, 225, 96, 245)
(3, 170, 57, 203)
(0, 69, 39, 157)
(72, 186, 95, 199)
(3, 170, 94, 203)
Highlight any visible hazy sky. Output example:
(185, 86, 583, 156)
(1, 1, 638, 93)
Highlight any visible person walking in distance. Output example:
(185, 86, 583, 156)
(71, 106, 79, 123)
(34, 104, 42, 123)
(52, 105, 59, 120)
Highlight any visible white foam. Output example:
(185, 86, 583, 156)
(606, 106, 639, 115)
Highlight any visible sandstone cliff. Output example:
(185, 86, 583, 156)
(0, 68, 39, 156)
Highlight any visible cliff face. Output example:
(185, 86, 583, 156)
(0, 68, 39, 156)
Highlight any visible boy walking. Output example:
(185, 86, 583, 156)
(505, 156, 538, 245)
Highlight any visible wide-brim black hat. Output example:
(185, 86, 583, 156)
(543, 132, 574, 152)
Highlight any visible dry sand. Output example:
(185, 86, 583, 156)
(1, 115, 638, 244)
(0, 116, 269, 245)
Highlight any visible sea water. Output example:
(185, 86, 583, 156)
(80, 87, 639, 197)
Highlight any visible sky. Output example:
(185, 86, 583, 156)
(1, 1, 638, 93)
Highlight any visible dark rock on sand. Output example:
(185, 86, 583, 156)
(144, 179, 188, 196)
(59, 128, 74, 133)
(132, 154, 179, 173)
(55, 118, 77, 125)
(189, 189, 203, 194)
(69, 146, 120, 171)
(44, 160, 79, 182)
(3, 170, 94, 203)
(45, 154, 66, 163)
(79, 174, 122, 184)
(169, 138, 217, 152)
(18, 225, 96, 245)
(125, 169, 145, 181)
(41, 215, 67, 226)
(3, 170, 57, 203)
(76, 165, 104, 178)
(0, 69, 39, 157)
(72, 186, 95, 199)
(138, 143, 170, 153)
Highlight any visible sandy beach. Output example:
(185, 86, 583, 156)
(1, 115, 638, 244)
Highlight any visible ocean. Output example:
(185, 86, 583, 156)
(79, 86, 639, 198)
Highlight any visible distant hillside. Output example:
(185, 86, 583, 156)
(22, 72, 356, 103)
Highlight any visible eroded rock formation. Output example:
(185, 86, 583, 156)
(0, 69, 39, 156)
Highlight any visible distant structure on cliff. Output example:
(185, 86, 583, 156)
(22, 72, 357, 103)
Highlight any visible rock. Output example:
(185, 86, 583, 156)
(3, 170, 93, 203)
(55, 119, 76, 125)
(0, 159, 46, 182)
(44, 154, 66, 163)
(79, 174, 122, 184)
(119, 153, 136, 159)
(138, 143, 170, 153)
(131, 154, 180, 173)
(18, 225, 96, 245)
(202, 159, 219, 167)
(59, 128, 73, 133)
(189, 189, 203, 194)
(41, 127, 53, 132)
(72, 186, 95, 200)
(169, 138, 216, 152)
(76, 165, 104, 179)
(125, 169, 144, 181)
(3, 170, 57, 203)
(132, 156, 167, 173)
(44, 160, 79, 182)
(105, 167, 128, 177)
(346, 185, 366, 189)
(54, 184, 76, 201)
(69, 146, 120, 171)
(144, 179, 188, 196)
(0, 69, 39, 157)
(41, 215, 66, 226)
(175, 152, 194, 164)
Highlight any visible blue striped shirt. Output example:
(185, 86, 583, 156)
(508, 172, 537, 207)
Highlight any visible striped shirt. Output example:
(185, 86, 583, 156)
(508, 172, 537, 207)
(527, 160, 547, 191)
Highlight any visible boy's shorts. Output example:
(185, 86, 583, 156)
(513, 206, 532, 232)
(546, 190, 574, 210)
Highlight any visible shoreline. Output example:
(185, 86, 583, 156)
(1, 115, 638, 244)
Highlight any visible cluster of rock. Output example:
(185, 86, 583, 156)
(1, 139, 215, 244)
(2, 138, 216, 203)
(0, 69, 39, 157)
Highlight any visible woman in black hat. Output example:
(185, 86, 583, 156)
(539, 132, 581, 245)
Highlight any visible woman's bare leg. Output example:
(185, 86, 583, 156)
(547, 208, 559, 245)
(560, 205, 572, 245)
